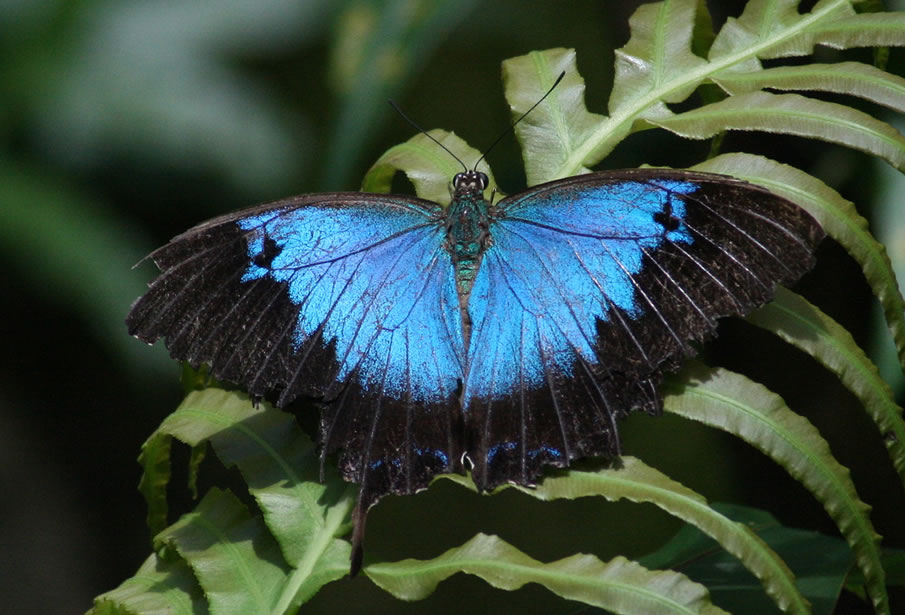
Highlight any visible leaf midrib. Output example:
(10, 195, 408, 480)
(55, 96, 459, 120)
(558, 0, 848, 179)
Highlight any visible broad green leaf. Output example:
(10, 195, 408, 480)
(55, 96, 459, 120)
(88, 554, 204, 615)
(664, 364, 889, 615)
(693, 153, 905, 371)
(502, 49, 605, 185)
(362, 129, 496, 205)
(154, 488, 290, 615)
(714, 62, 905, 114)
(609, 0, 708, 117)
(366, 533, 728, 615)
(641, 503, 854, 615)
(748, 288, 905, 488)
(140, 389, 355, 610)
(655, 91, 905, 171)
(147, 390, 334, 558)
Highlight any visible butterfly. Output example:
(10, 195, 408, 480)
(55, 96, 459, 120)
(127, 162, 824, 572)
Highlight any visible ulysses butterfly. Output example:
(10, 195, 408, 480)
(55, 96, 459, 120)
(126, 89, 824, 572)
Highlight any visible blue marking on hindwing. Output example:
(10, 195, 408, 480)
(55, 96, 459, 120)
(416, 447, 450, 467)
(237, 203, 464, 402)
(367, 447, 449, 471)
(465, 179, 698, 401)
(486, 441, 518, 465)
(486, 441, 564, 465)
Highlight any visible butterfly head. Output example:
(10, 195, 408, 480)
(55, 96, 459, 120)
(453, 171, 489, 196)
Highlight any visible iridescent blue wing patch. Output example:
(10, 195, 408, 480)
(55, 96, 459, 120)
(126, 193, 465, 517)
(464, 169, 824, 489)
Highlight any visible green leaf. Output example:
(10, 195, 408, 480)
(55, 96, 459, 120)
(653, 91, 905, 171)
(503, 459, 810, 614)
(706, 0, 905, 62)
(154, 488, 290, 615)
(138, 389, 355, 611)
(714, 61, 905, 114)
(846, 548, 905, 592)
(664, 364, 889, 615)
(367, 533, 728, 614)
(137, 432, 173, 538)
(609, 0, 708, 116)
(747, 288, 905, 489)
(707, 0, 842, 61)
(693, 153, 905, 372)
(641, 503, 854, 615)
(88, 554, 205, 615)
(502, 48, 605, 185)
(807, 10, 905, 51)
(362, 130, 497, 205)
(499, 1, 905, 183)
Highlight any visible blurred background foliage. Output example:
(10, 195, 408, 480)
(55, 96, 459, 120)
(1, 0, 903, 612)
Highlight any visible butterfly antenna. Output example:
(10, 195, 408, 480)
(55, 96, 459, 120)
(388, 100, 468, 173)
(472, 71, 565, 171)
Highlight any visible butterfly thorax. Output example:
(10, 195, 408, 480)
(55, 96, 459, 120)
(446, 172, 491, 291)
(446, 171, 492, 346)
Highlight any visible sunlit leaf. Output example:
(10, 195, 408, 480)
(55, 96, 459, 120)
(502, 49, 605, 185)
(154, 488, 289, 615)
(654, 92, 905, 171)
(362, 130, 497, 204)
(88, 554, 204, 615)
(714, 62, 905, 114)
(137, 389, 355, 612)
(367, 533, 728, 615)
(610, 0, 708, 116)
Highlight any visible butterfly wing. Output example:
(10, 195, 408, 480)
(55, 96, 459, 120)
(463, 169, 824, 489)
(127, 194, 466, 511)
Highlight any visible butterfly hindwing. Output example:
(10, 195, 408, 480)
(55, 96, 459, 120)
(463, 169, 824, 489)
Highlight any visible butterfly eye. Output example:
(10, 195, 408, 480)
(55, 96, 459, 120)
(453, 171, 489, 193)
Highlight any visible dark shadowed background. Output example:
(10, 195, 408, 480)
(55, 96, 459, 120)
(2, 1, 903, 613)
